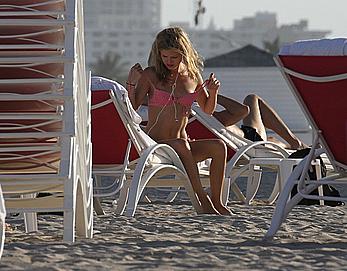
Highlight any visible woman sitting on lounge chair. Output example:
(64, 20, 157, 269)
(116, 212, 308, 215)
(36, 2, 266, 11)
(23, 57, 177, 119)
(126, 27, 231, 215)
(213, 94, 306, 150)
(136, 93, 306, 150)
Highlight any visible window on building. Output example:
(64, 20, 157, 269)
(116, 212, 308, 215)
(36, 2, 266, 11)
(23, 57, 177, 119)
(93, 32, 102, 38)
(93, 41, 102, 48)
(92, 52, 101, 58)
(209, 42, 220, 49)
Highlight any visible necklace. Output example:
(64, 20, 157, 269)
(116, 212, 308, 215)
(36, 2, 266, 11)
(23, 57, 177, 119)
(170, 73, 178, 90)
(166, 72, 178, 85)
(170, 73, 179, 121)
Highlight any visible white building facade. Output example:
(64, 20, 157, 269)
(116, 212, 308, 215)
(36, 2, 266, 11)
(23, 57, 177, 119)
(84, 0, 161, 69)
(83, 1, 329, 74)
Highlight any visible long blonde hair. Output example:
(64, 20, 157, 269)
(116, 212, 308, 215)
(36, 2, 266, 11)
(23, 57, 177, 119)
(148, 27, 203, 81)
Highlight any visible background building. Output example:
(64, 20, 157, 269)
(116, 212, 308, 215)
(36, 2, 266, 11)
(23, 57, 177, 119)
(83, 0, 329, 85)
(84, 0, 161, 77)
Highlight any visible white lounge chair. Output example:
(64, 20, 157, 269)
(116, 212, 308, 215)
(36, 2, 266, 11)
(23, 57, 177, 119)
(91, 76, 141, 215)
(91, 77, 204, 217)
(266, 39, 347, 238)
(0, 0, 93, 242)
(122, 99, 295, 206)
(188, 105, 294, 205)
(0, 185, 5, 260)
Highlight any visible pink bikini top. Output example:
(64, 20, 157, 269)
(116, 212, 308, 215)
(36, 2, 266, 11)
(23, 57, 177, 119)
(148, 80, 208, 108)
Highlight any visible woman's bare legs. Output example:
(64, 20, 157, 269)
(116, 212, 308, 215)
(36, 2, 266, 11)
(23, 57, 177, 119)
(162, 138, 231, 215)
(242, 94, 304, 149)
(162, 138, 220, 214)
(190, 139, 232, 215)
(213, 94, 249, 126)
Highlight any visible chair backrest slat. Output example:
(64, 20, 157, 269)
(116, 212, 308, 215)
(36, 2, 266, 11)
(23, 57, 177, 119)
(186, 118, 236, 160)
(279, 55, 347, 166)
(91, 89, 139, 165)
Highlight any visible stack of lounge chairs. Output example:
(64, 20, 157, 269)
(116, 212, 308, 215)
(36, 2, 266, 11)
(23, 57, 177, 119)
(0, 0, 93, 243)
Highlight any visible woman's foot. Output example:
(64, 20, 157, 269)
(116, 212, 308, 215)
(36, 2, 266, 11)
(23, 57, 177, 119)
(290, 137, 308, 150)
(213, 202, 233, 215)
(200, 197, 221, 215)
(202, 206, 220, 215)
(202, 195, 233, 215)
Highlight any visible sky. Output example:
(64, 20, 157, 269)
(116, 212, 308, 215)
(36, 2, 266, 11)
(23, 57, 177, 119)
(162, 0, 347, 38)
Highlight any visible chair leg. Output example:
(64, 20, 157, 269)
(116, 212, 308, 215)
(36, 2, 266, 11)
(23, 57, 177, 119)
(0, 217, 4, 259)
(221, 177, 230, 205)
(314, 162, 324, 205)
(75, 182, 87, 238)
(267, 174, 280, 204)
(230, 183, 246, 203)
(163, 189, 180, 203)
(85, 178, 94, 238)
(245, 165, 262, 205)
(225, 165, 249, 203)
(93, 197, 105, 215)
(265, 162, 303, 238)
(266, 181, 295, 238)
(24, 212, 38, 233)
(92, 175, 105, 214)
(140, 193, 152, 203)
(74, 177, 93, 239)
(279, 160, 298, 193)
(163, 175, 181, 203)
(63, 209, 75, 243)
(147, 188, 180, 203)
(115, 181, 130, 215)
(63, 176, 76, 243)
(22, 193, 38, 233)
(267, 159, 301, 205)
(0, 186, 4, 259)
(124, 176, 147, 217)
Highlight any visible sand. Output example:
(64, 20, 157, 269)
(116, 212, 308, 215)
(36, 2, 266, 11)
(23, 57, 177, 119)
(1, 181, 347, 270)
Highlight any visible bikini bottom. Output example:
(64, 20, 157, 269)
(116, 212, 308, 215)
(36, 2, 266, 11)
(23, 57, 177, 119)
(240, 125, 264, 142)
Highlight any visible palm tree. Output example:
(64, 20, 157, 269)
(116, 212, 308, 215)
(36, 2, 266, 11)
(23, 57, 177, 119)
(263, 37, 280, 55)
(89, 52, 128, 84)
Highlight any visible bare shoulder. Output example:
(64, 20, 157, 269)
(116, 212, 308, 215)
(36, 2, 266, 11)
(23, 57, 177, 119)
(143, 67, 156, 76)
(142, 67, 158, 82)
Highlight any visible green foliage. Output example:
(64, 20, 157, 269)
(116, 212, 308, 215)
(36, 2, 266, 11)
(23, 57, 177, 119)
(263, 37, 280, 55)
(90, 52, 128, 84)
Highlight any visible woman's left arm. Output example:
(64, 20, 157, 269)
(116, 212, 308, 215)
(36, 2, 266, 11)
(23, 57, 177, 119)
(196, 73, 220, 115)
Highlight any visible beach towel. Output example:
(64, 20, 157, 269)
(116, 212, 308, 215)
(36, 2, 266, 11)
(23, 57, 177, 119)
(91, 76, 143, 125)
(279, 38, 347, 56)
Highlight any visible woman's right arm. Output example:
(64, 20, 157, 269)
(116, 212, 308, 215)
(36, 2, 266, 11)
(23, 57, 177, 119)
(127, 64, 151, 110)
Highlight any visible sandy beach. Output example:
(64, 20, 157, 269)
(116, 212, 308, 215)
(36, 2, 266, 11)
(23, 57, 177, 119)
(1, 180, 347, 271)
